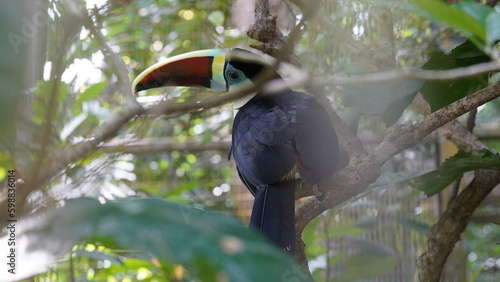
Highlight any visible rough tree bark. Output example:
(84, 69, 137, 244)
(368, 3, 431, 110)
(416, 170, 500, 282)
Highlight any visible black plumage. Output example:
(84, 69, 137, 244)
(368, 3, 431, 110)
(230, 90, 339, 253)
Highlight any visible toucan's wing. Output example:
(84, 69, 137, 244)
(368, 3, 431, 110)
(231, 98, 296, 191)
(235, 166, 257, 196)
(287, 92, 339, 185)
(231, 98, 298, 253)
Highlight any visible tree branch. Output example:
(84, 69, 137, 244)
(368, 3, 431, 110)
(296, 81, 500, 236)
(98, 138, 231, 154)
(440, 120, 488, 152)
(411, 82, 500, 146)
(317, 61, 500, 85)
(247, 0, 286, 58)
(471, 211, 500, 225)
(416, 170, 500, 282)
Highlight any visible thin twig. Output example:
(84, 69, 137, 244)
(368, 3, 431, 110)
(81, 6, 138, 107)
(98, 138, 231, 154)
(446, 109, 478, 207)
(315, 61, 499, 86)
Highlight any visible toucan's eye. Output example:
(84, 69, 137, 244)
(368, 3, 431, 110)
(228, 70, 239, 80)
(225, 64, 247, 86)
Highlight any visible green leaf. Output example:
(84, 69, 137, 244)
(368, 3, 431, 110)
(303, 217, 324, 258)
(420, 40, 491, 112)
(486, 11, 500, 45)
(468, 265, 485, 282)
(411, 0, 487, 47)
(0, 151, 15, 183)
(342, 79, 423, 125)
(452, 1, 492, 26)
(207, 10, 225, 26)
(32, 80, 69, 125)
(57, 80, 69, 103)
(74, 249, 123, 265)
(73, 81, 107, 114)
(450, 1, 500, 47)
(9, 198, 305, 281)
(408, 149, 500, 196)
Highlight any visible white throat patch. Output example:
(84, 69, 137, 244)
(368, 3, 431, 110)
(232, 91, 257, 110)
(229, 80, 257, 113)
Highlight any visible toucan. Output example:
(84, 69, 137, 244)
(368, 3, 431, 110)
(132, 48, 339, 254)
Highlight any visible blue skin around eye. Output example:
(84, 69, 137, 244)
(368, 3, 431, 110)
(225, 64, 248, 86)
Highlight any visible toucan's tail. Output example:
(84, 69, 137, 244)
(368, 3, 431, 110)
(249, 180, 295, 254)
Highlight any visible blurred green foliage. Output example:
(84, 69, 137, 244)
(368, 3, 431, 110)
(19, 198, 304, 281)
